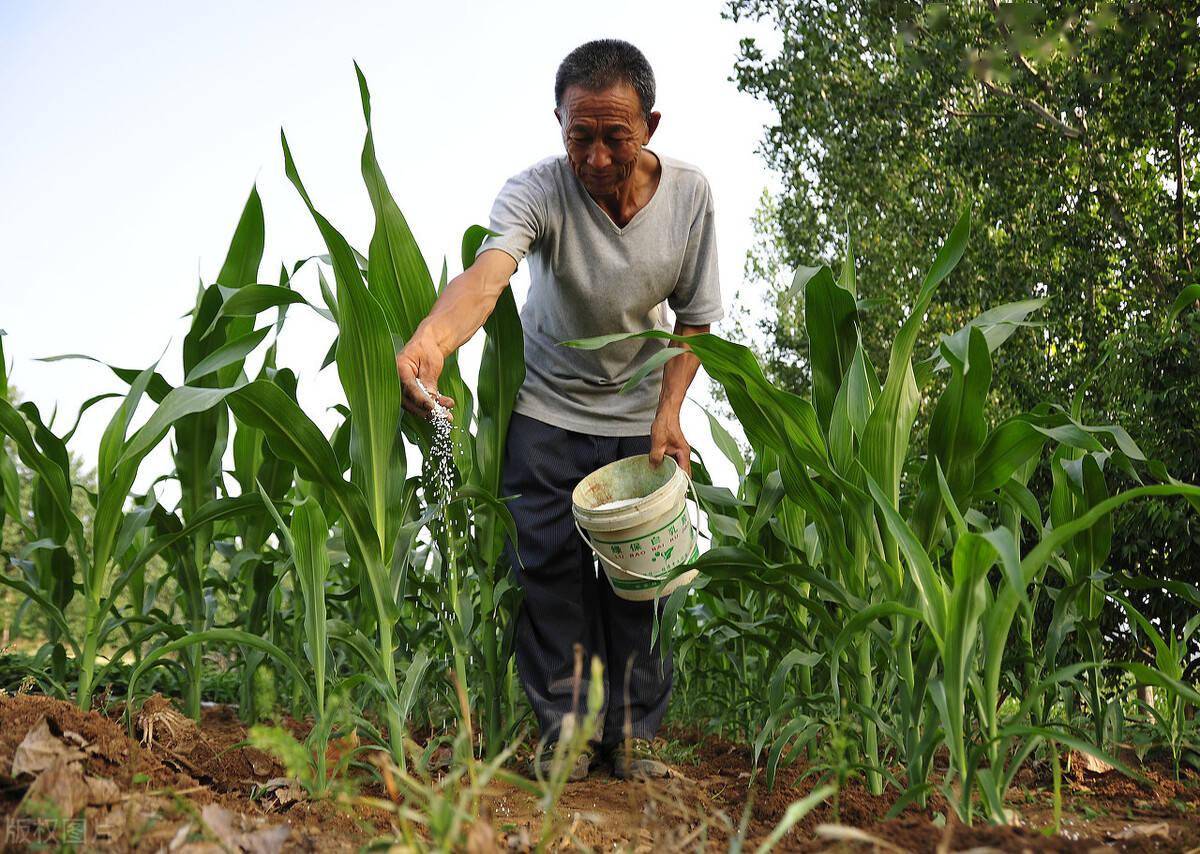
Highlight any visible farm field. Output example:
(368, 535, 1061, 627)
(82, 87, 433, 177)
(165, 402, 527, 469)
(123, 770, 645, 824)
(1, 693, 1198, 851)
(4, 22, 1200, 853)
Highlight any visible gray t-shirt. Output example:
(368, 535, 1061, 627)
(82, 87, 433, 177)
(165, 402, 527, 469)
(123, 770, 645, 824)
(476, 151, 723, 436)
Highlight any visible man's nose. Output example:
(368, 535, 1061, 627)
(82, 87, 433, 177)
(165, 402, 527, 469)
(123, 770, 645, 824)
(586, 144, 611, 170)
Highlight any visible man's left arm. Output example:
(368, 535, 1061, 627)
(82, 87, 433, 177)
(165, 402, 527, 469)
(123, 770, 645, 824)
(653, 174, 723, 474)
(650, 321, 709, 475)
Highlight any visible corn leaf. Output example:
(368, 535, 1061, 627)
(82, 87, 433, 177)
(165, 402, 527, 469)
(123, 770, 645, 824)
(754, 785, 835, 854)
(36, 353, 174, 403)
(701, 403, 746, 479)
(281, 127, 403, 558)
(354, 63, 474, 470)
(911, 327, 990, 547)
(184, 326, 272, 384)
(0, 401, 81, 555)
(804, 265, 858, 432)
(129, 629, 317, 713)
(861, 207, 970, 510)
(215, 185, 265, 289)
(466, 224, 524, 565)
(291, 497, 331, 717)
(1167, 283, 1200, 325)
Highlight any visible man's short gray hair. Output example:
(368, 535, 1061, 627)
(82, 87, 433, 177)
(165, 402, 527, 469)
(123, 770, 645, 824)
(554, 39, 656, 125)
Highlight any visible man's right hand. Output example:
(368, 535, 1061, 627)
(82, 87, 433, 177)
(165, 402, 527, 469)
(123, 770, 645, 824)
(396, 333, 455, 420)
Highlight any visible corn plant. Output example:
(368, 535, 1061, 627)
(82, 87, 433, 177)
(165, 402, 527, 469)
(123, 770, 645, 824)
(0, 356, 83, 693)
(1114, 592, 1200, 779)
(571, 209, 1200, 823)
(113, 67, 522, 765)
(1, 338, 260, 710)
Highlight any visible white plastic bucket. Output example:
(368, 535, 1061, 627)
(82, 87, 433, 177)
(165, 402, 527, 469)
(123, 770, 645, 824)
(571, 455, 700, 602)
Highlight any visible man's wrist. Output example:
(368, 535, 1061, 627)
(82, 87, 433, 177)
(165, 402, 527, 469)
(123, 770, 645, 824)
(653, 400, 683, 422)
(412, 319, 451, 358)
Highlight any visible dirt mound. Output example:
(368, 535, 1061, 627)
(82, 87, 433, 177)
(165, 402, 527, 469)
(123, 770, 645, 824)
(134, 694, 284, 793)
(0, 693, 174, 790)
(0, 693, 367, 852)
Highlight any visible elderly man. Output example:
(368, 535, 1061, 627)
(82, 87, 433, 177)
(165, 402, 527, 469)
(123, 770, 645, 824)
(395, 39, 722, 780)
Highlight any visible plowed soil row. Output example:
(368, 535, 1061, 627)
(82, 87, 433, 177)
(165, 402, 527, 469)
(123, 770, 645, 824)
(1, 693, 1197, 852)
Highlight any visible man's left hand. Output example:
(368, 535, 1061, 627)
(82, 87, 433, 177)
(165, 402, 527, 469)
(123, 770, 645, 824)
(650, 411, 691, 476)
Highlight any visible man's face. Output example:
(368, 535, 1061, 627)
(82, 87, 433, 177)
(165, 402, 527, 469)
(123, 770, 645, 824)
(556, 83, 659, 196)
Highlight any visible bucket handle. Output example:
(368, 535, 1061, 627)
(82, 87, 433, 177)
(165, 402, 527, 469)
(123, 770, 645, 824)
(574, 468, 702, 583)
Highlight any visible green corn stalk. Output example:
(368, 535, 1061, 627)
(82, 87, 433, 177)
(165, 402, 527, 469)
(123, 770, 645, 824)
(170, 186, 266, 717)
(0, 186, 275, 713)
(462, 223, 524, 755)
(278, 123, 413, 758)
(8, 399, 78, 690)
(570, 208, 1200, 823)
(1114, 592, 1200, 779)
(253, 491, 342, 793)
(0, 351, 152, 709)
(117, 66, 524, 760)
(225, 266, 298, 724)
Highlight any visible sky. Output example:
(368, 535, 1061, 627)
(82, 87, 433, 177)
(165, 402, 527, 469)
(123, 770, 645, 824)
(0, 0, 781, 494)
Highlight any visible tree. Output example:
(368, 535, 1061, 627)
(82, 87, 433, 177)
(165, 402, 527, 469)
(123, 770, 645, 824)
(726, 0, 1199, 652)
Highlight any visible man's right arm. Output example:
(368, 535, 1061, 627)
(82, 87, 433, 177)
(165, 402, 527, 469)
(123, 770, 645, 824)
(395, 248, 518, 419)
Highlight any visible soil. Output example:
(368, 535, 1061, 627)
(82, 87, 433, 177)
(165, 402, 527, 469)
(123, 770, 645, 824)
(1, 693, 1197, 852)
(488, 732, 1200, 852)
(0, 694, 383, 852)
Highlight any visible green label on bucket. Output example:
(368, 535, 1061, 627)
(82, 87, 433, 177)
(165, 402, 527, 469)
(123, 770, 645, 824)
(607, 545, 701, 590)
(593, 506, 688, 548)
(597, 507, 691, 570)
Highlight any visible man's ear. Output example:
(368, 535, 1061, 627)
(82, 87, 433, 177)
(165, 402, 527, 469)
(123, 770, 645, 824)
(645, 110, 662, 142)
(554, 107, 563, 128)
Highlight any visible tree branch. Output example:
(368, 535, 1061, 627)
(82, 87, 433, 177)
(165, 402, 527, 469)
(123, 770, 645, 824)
(981, 0, 1086, 140)
(987, 0, 1056, 98)
(945, 108, 1008, 120)
(978, 77, 1084, 139)
(1095, 182, 1170, 296)
(1174, 85, 1189, 272)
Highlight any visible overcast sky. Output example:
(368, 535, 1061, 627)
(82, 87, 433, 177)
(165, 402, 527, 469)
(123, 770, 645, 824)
(0, 1, 780, 492)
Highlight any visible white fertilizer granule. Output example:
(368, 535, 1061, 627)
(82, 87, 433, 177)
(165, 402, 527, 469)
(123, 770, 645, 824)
(414, 377, 455, 510)
(594, 497, 644, 511)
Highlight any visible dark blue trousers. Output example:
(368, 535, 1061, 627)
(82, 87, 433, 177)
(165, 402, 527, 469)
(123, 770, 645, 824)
(501, 412, 673, 747)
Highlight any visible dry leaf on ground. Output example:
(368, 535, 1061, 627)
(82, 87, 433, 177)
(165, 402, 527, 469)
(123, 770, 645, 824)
(815, 823, 912, 853)
(1071, 750, 1115, 775)
(20, 752, 125, 820)
(86, 774, 122, 806)
(466, 816, 498, 853)
(1113, 821, 1171, 841)
(257, 776, 307, 812)
(22, 755, 93, 817)
(200, 802, 290, 854)
(11, 717, 85, 777)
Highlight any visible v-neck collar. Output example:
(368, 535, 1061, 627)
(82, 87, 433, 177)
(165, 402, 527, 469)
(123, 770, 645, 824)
(569, 149, 667, 236)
